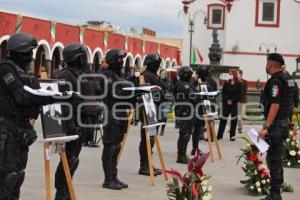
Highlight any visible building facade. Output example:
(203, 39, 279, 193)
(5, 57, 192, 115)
(0, 11, 180, 77)
(182, 0, 300, 82)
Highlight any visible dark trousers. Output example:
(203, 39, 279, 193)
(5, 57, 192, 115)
(0, 121, 29, 200)
(265, 120, 289, 200)
(177, 119, 194, 153)
(192, 118, 205, 150)
(217, 103, 238, 139)
(55, 138, 82, 193)
(102, 113, 127, 182)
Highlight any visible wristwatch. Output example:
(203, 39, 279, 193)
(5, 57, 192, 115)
(262, 122, 270, 130)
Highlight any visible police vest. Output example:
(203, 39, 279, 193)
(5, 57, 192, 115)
(265, 72, 294, 120)
(0, 59, 40, 119)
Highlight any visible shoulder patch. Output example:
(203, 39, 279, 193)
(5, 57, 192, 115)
(272, 85, 279, 97)
(3, 73, 15, 85)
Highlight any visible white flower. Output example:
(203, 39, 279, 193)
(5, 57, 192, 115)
(287, 162, 291, 166)
(255, 182, 261, 187)
(261, 180, 266, 185)
(298, 160, 300, 163)
(247, 144, 251, 147)
(298, 151, 300, 155)
(201, 180, 208, 186)
(254, 170, 258, 175)
(291, 142, 295, 146)
(267, 179, 270, 183)
(290, 131, 294, 136)
(286, 138, 290, 142)
(250, 186, 254, 190)
(202, 186, 207, 191)
(257, 188, 262, 193)
(202, 193, 212, 200)
(207, 185, 212, 192)
(289, 150, 296, 156)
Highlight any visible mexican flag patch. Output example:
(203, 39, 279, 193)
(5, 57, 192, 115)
(272, 85, 279, 97)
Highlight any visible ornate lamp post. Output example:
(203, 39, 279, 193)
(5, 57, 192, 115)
(180, 0, 207, 66)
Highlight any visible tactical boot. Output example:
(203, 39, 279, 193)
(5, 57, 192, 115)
(113, 168, 128, 188)
(138, 167, 159, 176)
(191, 148, 203, 156)
(102, 179, 123, 190)
(177, 152, 189, 164)
(113, 178, 128, 189)
(153, 167, 162, 176)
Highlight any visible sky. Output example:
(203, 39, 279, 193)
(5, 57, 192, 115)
(0, 0, 183, 38)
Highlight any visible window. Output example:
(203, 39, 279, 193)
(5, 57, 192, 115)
(255, 0, 280, 27)
(262, 2, 275, 21)
(207, 4, 225, 29)
(212, 9, 222, 24)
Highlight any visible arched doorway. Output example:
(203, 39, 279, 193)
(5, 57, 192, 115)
(34, 45, 47, 76)
(0, 40, 8, 59)
(124, 57, 131, 77)
(51, 47, 61, 78)
(93, 53, 101, 72)
(165, 59, 171, 69)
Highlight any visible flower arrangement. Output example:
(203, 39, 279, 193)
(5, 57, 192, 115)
(283, 124, 300, 168)
(165, 152, 212, 200)
(237, 137, 270, 196)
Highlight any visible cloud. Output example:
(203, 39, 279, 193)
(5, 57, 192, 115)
(0, 0, 182, 37)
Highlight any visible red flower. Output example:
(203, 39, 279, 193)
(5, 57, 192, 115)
(249, 154, 258, 162)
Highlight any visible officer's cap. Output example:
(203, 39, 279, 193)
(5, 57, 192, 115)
(267, 53, 285, 66)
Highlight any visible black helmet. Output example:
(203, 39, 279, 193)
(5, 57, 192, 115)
(7, 32, 38, 53)
(144, 54, 162, 66)
(196, 65, 210, 76)
(105, 49, 127, 66)
(63, 44, 87, 63)
(178, 66, 193, 78)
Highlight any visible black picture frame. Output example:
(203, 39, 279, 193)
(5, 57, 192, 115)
(39, 79, 66, 138)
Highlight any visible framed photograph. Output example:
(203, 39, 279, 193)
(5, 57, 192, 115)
(200, 83, 212, 115)
(142, 93, 160, 136)
(142, 93, 157, 125)
(39, 79, 65, 138)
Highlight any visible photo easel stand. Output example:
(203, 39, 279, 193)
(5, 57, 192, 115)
(40, 136, 79, 200)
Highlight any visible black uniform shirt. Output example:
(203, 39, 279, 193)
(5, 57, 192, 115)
(264, 72, 285, 119)
(265, 75, 284, 104)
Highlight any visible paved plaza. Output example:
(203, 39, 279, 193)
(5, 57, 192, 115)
(21, 121, 300, 200)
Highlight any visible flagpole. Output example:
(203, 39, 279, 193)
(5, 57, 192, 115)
(189, 19, 194, 66)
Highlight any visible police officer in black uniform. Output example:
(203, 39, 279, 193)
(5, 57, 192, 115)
(192, 66, 217, 155)
(54, 44, 87, 200)
(174, 66, 202, 164)
(258, 53, 294, 200)
(100, 49, 134, 190)
(0, 32, 68, 200)
(138, 54, 165, 176)
(81, 64, 101, 147)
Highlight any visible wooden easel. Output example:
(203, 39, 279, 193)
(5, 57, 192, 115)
(198, 82, 222, 162)
(41, 136, 78, 200)
(35, 75, 78, 200)
(117, 75, 168, 185)
(204, 118, 222, 162)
